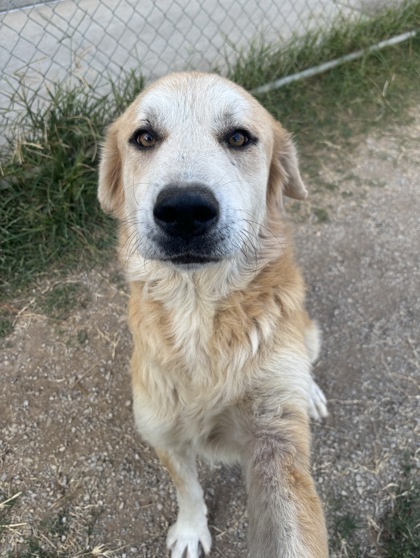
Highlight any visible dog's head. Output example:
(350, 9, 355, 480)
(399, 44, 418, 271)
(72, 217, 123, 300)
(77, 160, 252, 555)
(98, 72, 306, 276)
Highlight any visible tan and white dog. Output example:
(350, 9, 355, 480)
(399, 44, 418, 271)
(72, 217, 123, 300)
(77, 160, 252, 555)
(98, 72, 329, 558)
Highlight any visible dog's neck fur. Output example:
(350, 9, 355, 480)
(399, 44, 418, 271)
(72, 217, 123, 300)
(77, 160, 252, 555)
(124, 213, 307, 391)
(127, 236, 308, 412)
(127, 230, 305, 352)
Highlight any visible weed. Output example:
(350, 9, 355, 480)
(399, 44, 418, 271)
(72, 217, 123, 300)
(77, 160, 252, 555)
(77, 329, 89, 345)
(366, 178, 387, 188)
(11, 537, 66, 558)
(5, 506, 105, 558)
(329, 496, 362, 557)
(314, 207, 330, 223)
(38, 282, 90, 320)
(41, 511, 70, 539)
(380, 460, 420, 558)
(0, 303, 18, 338)
(323, 182, 338, 192)
(0, 491, 21, 541)
(0, 316, 14, 338)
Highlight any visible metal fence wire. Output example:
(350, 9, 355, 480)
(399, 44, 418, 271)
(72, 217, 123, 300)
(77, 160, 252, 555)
(0, 0, 404, 131)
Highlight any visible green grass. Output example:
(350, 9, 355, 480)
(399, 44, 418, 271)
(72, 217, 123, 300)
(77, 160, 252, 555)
(227, 0, 420, 166)
(327, 457, 420, 557)
(1, 1, 420, 299)
(381, 470, 420, 557)
(0, 71, 144, 298)
(227, 0, 420, 90)
(328, 496, 362, 557)
(313, 208, 330, 223)
(0, 314, 14, 338)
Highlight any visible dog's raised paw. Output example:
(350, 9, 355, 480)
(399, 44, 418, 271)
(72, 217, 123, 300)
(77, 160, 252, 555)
(308, 379, 328, 420)
(167, 517, 212, 558)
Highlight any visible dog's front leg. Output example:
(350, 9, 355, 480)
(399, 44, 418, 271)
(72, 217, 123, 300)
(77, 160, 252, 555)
(243, 410, 329, 558)
(157, 448, 212, 558)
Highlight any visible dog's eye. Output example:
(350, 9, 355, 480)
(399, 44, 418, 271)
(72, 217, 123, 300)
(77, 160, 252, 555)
(227, 130, 250, 148)
(136, 130, 157, 148)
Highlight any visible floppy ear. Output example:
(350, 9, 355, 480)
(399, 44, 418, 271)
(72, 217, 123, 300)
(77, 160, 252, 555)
(98, 120, 124, 217)
(268, 122, 308, 207)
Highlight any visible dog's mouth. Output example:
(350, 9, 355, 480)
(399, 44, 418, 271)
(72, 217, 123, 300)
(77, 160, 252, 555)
(153, 232, 225, 268)
(167, 254, 221, 267)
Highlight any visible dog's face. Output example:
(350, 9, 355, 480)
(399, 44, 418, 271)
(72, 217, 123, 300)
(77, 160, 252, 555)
(99, 72, 307, 272)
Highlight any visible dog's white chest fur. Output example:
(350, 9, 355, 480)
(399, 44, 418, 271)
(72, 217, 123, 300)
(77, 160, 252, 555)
(166, 284, 214, 376)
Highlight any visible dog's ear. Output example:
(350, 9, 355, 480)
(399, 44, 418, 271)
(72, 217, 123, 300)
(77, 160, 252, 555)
(98, 120, 124, 217)
(268, 121, 307, 207)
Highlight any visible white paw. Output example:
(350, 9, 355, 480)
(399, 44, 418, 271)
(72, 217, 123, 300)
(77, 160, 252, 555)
(308, 379, 328, 420)
(167, 516, 212, 558)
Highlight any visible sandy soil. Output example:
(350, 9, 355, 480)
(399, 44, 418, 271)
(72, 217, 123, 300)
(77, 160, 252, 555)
(1, 113, 419, 557)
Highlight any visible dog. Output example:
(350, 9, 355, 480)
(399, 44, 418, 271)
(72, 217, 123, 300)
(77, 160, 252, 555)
(98, 72, 329, 558)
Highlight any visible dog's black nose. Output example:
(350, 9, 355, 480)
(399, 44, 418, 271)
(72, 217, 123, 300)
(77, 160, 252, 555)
(153, 186, 219, 237)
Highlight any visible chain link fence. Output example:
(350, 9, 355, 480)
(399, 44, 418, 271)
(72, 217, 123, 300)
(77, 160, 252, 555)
(0, 0, 403, 132)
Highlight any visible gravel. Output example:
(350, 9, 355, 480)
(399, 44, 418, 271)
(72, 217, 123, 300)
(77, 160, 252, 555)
(1, 113, 419, 557)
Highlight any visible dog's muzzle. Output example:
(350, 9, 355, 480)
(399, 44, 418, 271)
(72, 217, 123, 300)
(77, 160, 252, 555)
(152, 185, 221, 266)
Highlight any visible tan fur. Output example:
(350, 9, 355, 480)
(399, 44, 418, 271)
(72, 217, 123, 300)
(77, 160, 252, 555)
(98, 72, 328, 557)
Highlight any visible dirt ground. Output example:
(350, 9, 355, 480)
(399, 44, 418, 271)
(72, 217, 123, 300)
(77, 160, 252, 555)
(1, 113, 419, 557)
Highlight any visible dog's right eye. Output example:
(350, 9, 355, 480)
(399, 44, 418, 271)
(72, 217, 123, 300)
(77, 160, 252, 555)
(134, 130, 157, 148)
(228, 130, 249, 148)
(224, 129, 256, 149)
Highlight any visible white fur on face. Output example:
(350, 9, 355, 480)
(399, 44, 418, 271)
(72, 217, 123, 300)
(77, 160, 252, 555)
(121, 74, 274, 269)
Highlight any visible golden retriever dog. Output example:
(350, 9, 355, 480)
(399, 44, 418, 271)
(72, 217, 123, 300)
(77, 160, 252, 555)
(98, 72, 329, 558)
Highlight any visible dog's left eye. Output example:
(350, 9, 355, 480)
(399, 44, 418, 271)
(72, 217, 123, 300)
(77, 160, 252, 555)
(227, 130, 250, 148)
(134, 130, 157, 148)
